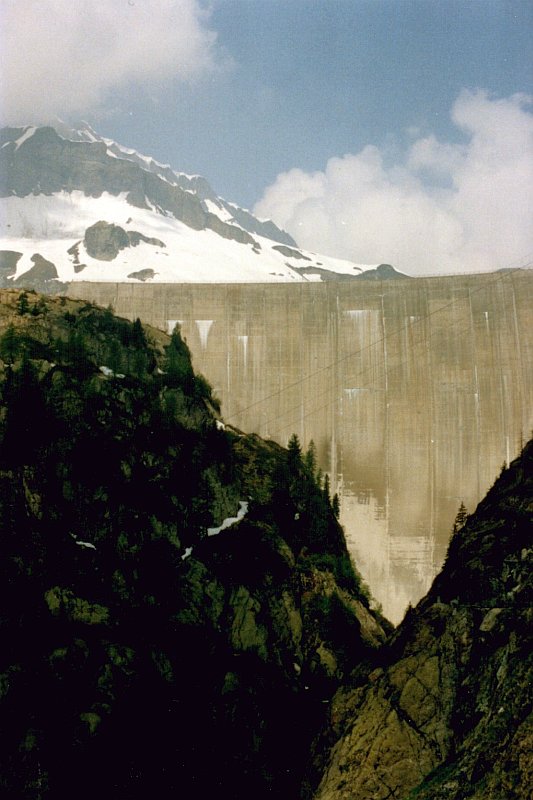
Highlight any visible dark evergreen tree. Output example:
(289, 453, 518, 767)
(304, 439, 317, 480)
(132, 318, 147, 349)
(16, 292, 30, 316)
(132, 347, 149, 379)
(65, 329, 89, 370)
(0, 324, 20, 363)
(452, 501, 468, 535)
(287, 433, 302, 467)
(323, 473, 331, 503)
(30, 297, 47, 317)
(108, 338, 123, 376)
(164, 328, 194, 390)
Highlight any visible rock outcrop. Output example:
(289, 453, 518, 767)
(12, 254, 67, 293)
(313, 441, 532, 799)
(83, 221, 166, 261)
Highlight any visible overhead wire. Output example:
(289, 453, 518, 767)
(222, 261, 532, 439)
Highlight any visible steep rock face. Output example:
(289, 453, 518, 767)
(0, 290, 387, 799)
(82, 221, 166, 261)
(0, 125, 285, 249)
(314, 442, 532, 800)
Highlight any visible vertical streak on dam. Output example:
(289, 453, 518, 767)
(68, 271, 533, 623)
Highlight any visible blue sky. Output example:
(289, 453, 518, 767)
(2, 0, 533, 273)
(98, 0, 533, 209)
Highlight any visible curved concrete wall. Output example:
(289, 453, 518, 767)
(68, 271, 533, 622)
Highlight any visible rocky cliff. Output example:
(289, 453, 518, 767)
(0, 126, 256, 245)
(313, 440, 532, 799)
(0, 289, 387, 799)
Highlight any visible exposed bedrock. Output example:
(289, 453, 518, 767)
(0, 126, 259, 248)
(66, 271, 533, 623)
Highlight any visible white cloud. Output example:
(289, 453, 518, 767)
(255, 90, 533, 275)
(0, 0, 225, 124)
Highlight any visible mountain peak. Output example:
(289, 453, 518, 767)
(0, 123, 382, 287)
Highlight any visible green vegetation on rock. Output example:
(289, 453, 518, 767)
(0, 289, 383, 800)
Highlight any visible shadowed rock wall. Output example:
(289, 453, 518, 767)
(67, 271, 533, 622)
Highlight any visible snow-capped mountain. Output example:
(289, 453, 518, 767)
(0, 124, 385, 290)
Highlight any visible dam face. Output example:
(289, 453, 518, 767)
(68, 271, 533, 623)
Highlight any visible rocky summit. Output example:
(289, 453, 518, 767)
(0, 124, 388, 285)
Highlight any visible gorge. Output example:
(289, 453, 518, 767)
(67, 268, 533, 622)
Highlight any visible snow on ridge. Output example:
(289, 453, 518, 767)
(49, 122, 192, 184)
(85, 129, 200, 184)
(14, 126, 37, 150)
(6, 122, 289, 245)
(203, 198, 238, 225)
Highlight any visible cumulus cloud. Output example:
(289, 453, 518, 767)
(254, 90, 533, 275)
(0, 0, 224, 124)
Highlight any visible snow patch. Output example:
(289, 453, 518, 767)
(99, 366, 125, 379)
(14, 126, 37, 150)
(207, 501, 249, 537)
(344, 388, 364, 399)
(76, 540, 96, 550)
(203, 198, 236, 224)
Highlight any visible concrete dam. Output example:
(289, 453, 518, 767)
(68, 270, 533, 623)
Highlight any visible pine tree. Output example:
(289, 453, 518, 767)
(165, 328, 194, 390)
(30, 297, 47, 317)
(132, 348, 148, 378)
(108, 338, 123, 376)
(304, 440, 317, 480)
(323, 473, 331, 503)
(132, 318, 147, 349)
(65, 329, 89, 370)
(16, 292, 30, 316)
(452, 501, 468, 536)
(287, 433, 302, 470)
(0, 324, 20, 363)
